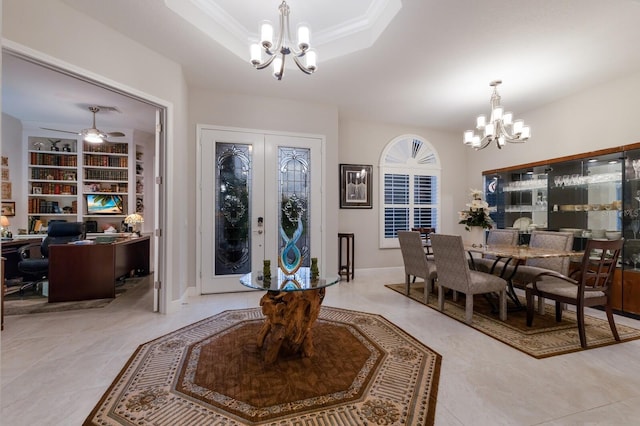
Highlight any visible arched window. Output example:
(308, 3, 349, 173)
(379, 135, 441, 248)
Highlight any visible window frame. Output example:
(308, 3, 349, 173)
(378, 134, 441, 249)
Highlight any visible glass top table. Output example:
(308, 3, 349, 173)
(239, 267, 341, 364)
(239, 267, 341, 292)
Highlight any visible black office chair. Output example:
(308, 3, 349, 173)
(17, 222, 86, 294)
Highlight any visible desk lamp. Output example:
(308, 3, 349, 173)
(1, 215, 11, 239)
(124, 213, 144, 237)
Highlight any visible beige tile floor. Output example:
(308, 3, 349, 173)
(2, 267, 640, 425)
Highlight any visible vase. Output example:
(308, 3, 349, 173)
(465, 226, 486, 247)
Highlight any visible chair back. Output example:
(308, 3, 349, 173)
(430, 234, 472, 293)
(578, 238, 623, 295)
(484, 229, 519, 259)
(398, 231, 434, 280)
(526, 230, 574, 275)
(41, 222, 86, 257)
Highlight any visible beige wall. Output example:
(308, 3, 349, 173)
(338, 119, 464, 268)
(188, 90, 340, 275)
(3, 0, 190, 309)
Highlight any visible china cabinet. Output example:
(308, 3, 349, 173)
(483, 143, 640, 317)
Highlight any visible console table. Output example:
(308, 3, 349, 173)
(240, 268, 340, 364)
(48, 236, 150, 302)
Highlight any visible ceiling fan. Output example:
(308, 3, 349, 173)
(41, 106, 126, 143)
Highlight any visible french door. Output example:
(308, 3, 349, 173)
(199, 127, 322, 294)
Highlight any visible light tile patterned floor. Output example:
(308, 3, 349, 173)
(2, 267, 640, 425)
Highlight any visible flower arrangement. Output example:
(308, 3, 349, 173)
(458, 189, 493, 231)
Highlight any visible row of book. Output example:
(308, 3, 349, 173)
(84, 155, 128, 167)
(30, 168, 77, 181)
(31, 183, 77, 195)
(30, 152, 78, 166)
(83, 142, 128, 154)
(84, 169, 128, 181)
(28, 199, 77, 214)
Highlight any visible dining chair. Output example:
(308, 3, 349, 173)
(430, 234, 507, 324)
(505, 230, 574, 312)
(411, 227, 436, 256)
(470, 228, 519, 273)
(398, 231, 437, 303)
(525, 238, 623, 348)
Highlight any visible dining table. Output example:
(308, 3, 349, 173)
(465, 244, 583, 309)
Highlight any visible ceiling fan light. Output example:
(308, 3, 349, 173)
(84, 130, 104, 143)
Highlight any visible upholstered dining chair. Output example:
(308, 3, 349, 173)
(411, 227, 436, 256)
(398, 231, 437, 303)
(525, 238, 623, 348)
(470, 228, 520, 273)
(430, 234, 507, 324)
(505, 230, 574, 313)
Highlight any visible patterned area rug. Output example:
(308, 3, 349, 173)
(386, 282, 640, 358)
(4, 277, 143, 315)
(84, 306, 441, 426)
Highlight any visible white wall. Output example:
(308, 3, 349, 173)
(188, 90, 340, 276)
(465, 71, 640, 191)
(2, 0, 190, 309)
(1, 113, 23, 234)
(338, 119, 464, 268)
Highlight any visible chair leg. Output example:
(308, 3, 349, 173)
(605, 304, 620, 342)
(537, 296, 545, 315)
(555, 302, 563, 322)
(526, 289, 534, 327)
(577, 304, 587, 348)
(405, 274, 410, 295)
(498, 290, 507, 321)
(424, 279, 432, 304)
(465, 294, 474, 324)
(438, 284, 445, 312)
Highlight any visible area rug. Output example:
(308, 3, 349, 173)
(386, 282, 640, 358)
(3, 277, 144, 316)
(84, 306, 441, 426)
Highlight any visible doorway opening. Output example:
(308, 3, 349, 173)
(1, 48, 167, 312)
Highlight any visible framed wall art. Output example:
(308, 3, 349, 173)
(340, 164, 373, 209)
(1, 201, 15, 217)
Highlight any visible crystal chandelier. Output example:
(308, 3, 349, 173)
(250, 0, 317, 80)
(463, 80, 531, 150)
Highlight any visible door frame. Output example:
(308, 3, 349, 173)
(2, 41, 169, 313)
(196, 124, 327, 295)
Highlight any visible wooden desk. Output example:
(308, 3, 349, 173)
(48, 236, 150, 302)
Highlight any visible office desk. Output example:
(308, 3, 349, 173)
(48, 236, 150, 302)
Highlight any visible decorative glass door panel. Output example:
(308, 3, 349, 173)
(200, 129, 322, 294)
(215, 143, 252, 275)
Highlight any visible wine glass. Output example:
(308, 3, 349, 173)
(631, 220, 640, 240)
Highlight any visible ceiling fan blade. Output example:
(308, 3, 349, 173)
(40, 127, 80, 135)
(107, 131, 126, 137)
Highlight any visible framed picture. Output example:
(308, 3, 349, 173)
(1, 201, 15, 217)
(1, 181, 11, 200)
(340, 164, 373, 209)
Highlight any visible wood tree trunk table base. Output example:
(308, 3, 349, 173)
(257, 288, 325, 364)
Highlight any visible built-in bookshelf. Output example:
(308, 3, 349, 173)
(25, 134, 142, 233)
(27, 137, 78, 224)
